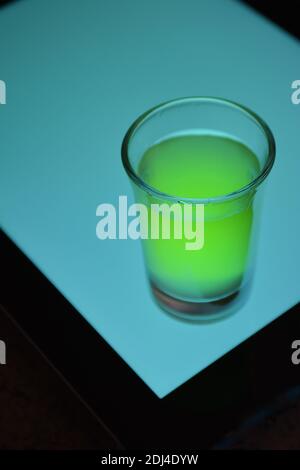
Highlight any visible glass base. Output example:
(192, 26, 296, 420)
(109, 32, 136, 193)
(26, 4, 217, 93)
(150, 282, 247, 322)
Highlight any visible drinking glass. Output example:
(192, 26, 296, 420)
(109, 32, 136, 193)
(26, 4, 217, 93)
(121, 97, 275, 321)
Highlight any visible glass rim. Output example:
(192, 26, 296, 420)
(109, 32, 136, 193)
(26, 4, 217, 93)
(121, 96, 276, 204)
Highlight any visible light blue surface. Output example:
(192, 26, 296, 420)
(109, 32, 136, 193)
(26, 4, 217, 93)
(0, 0, 299, 398)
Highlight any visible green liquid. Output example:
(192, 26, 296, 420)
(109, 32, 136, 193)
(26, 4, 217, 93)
(137, 133, 260, 301)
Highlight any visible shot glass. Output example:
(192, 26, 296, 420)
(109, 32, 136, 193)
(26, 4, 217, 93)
(121, 97, 275, 321)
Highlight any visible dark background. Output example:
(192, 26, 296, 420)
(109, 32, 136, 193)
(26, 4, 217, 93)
(0, 0, 299, 450)
(2, 303, 300, 450)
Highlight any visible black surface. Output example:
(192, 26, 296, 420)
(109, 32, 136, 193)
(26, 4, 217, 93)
(244, 0, 300, 40)
(0, 307, 118, 449)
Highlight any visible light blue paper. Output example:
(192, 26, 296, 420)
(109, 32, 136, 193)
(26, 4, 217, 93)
(0, 0, 299, 397)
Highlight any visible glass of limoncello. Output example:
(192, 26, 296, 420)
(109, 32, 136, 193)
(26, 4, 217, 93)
(122, 97, 275, 321)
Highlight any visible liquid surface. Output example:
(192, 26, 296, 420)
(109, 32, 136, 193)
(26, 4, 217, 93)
(139, 133, 260, 199)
